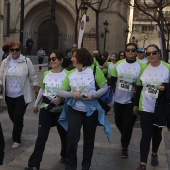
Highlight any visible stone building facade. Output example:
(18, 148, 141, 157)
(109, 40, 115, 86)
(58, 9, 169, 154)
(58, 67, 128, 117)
(0, 0, 130, 56)
(132, 0, 170, 50)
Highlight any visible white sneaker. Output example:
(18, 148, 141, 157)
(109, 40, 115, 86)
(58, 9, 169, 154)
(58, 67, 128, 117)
(12, 142, 21, 149)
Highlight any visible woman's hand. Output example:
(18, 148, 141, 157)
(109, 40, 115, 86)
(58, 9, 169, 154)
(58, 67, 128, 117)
(133, 106, 138, 116)
(158, 84, 165, 91)
(51, 97, 62, 105)
(33, 107, 39, 114)
(72, 91, 82, 99)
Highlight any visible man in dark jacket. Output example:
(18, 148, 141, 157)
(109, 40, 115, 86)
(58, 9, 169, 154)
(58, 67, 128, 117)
(26, 37, 34, 55)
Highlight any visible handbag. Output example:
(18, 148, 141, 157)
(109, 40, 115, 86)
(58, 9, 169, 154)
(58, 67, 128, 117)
(42, 96, 64, 113)
(93, 66, 114, 113)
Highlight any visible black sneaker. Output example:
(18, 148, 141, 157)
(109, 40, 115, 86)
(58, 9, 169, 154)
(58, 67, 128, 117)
(151, 153, 159, 166)
(25, 167, 38, 170)
(121, 147, 128, 158)
(136, 164, 146, 170)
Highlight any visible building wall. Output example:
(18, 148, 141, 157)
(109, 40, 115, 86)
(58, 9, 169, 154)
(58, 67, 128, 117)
(132, 0, 170, 50)
(0, 0, 130, 55)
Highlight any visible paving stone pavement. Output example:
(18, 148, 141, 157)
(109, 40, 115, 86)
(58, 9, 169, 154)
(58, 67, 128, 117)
(0, 62, 170, 170)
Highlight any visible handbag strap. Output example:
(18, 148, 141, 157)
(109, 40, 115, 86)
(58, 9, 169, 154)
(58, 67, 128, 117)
(93, 65, 99, 90)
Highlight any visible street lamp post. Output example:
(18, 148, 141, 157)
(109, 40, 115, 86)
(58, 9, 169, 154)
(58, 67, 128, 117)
(20, 0, 24, 44)
(49, 0, 56, 53)
(132, 36, 138, 45)
(125, 28, 129, 48)
(132, 36, 135, 43)
(80, 0, 90, 22)
(80, 2, 89, 47)
(166, 23, 170, 62)
(143, 36, 148, 48)
(103, 20, 109, 52)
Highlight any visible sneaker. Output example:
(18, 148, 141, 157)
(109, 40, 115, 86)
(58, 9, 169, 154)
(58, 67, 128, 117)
(136, 164, 146, 170)
(12, 142, 21, 149)
(151, 153, 159, 166)
(121, 147, 128, 158)
(25, 167, 38, 170)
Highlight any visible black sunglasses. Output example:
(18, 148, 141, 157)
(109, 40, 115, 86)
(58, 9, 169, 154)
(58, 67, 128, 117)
(146, 51, 158, 56)
(126, 48, 136, 52)
(137, 51, 144, 53)
(10, 48, 20, 52)
(120, 54, 125, 56)
(48, 57, 58, 62)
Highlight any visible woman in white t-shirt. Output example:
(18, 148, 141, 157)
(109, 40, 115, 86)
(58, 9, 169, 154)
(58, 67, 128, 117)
(0, 40, 39, 149)
(102, 53, 117, 79)
(134, 44, 170, 170)
(58, 48, 110, 170)
(25, 51, 68, 170)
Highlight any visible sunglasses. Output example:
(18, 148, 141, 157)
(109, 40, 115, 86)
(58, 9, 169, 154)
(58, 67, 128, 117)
(48, 57, 58, 62)
(10, 48, 20, 52)
(137, 51, 144, 53)
(120, 54, 124, 56)
(126, 48, 136, 52)
(146, 51, 158, 56)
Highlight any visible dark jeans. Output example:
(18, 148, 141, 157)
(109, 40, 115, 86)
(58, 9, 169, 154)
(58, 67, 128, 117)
(5, 95, 28, 143)
(114, 102, 136, 148)
(65, 106, 98, 170)
(0, 123, 5, 165)
(139, 111, 162, 163)
(28, 108, 67, 170)
(26, 47, 32, 55)
(38, 57, 43, 70)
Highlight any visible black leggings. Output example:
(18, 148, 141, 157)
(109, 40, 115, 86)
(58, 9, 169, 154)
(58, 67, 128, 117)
(28, 108, 67, 170)
(5, 95, 28, 143)
(65, 106, 98, 170)
(139, 111, 162, 163)
(0, 123, 5, 164)
(114, 102, 136, 148)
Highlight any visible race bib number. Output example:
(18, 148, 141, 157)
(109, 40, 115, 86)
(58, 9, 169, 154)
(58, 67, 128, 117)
(118, 80, 132, 92)
(145, 84, 159, 98)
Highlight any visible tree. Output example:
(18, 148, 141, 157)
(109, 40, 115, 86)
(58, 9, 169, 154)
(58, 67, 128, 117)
(87, 0, 112, 51)
(131, 0, 170, 62)
(74, 0, 112, 50)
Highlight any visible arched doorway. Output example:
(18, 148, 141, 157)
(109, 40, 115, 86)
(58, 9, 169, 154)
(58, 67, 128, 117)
(38, 19, 59, 54)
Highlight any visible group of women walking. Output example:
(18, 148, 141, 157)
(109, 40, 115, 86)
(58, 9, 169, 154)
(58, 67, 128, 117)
(0, 40, 169, 170)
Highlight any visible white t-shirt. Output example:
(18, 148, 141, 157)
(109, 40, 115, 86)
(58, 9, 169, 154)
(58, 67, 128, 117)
(107, 62, 116, 77)
(137, 57, 148, 64)
(61, 66, 106, 112)
(111, 59, 143, 104)
(6, 57, 23, 98)
(137, 61, 170, 113)
(41, 69, 67, 108)
(42, 70, 67, 99)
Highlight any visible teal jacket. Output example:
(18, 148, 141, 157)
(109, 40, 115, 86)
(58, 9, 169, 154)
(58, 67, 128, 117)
(58, 98, 111, 141)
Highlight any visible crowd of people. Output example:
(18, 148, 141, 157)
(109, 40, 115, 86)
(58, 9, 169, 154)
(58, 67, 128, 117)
(0, 40, 170, 170)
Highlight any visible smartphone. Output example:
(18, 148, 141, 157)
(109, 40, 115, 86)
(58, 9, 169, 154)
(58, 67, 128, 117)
(82, 95, 88, 98)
